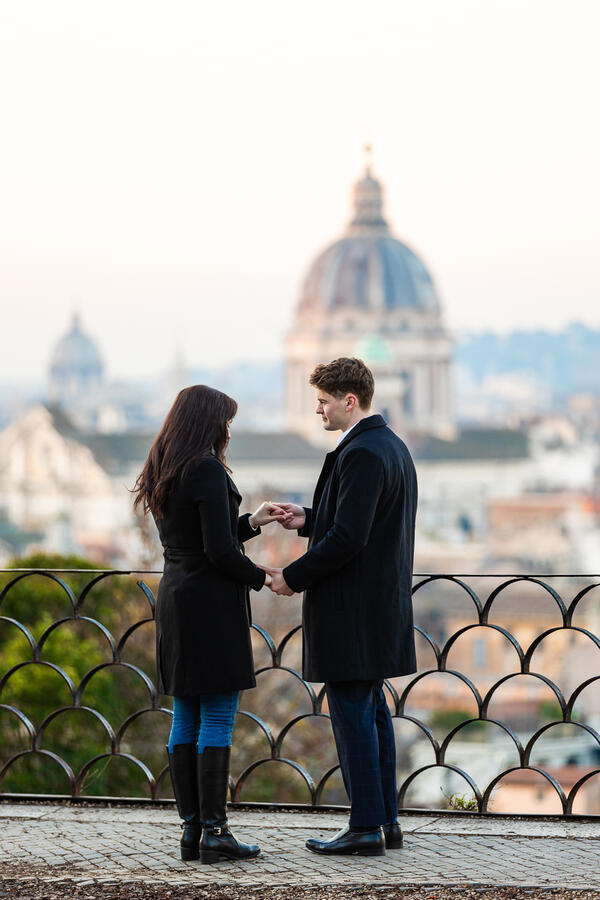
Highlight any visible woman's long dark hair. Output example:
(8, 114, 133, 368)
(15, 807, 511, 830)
(132, 384, 238, 518)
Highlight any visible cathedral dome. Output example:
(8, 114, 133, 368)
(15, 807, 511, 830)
(286, 151, 454, 445)
(297, 163, 441, 316)
(49, 313, 104, 380)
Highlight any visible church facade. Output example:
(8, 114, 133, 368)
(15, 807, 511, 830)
(285, 159, 454, 446)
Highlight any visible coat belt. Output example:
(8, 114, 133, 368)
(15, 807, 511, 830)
(163, 548, 206, 560)
(163, 545, 244, 560)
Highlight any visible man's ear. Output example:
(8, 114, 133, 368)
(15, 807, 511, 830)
(346, 394, 358, 411)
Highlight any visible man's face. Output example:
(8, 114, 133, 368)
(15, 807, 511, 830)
(315, 389, 354, 431)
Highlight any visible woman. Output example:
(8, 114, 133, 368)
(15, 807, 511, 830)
(133, 385, 286, 863)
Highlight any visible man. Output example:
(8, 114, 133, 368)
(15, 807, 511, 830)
(266, 357, 418, 857)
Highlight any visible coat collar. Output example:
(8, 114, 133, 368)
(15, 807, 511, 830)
(311, 415, 387, 513)
(226, 471, 242, 502)
(333, 414, 387, 454)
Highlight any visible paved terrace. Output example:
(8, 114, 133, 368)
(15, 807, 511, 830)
(1, 802, 600, 898)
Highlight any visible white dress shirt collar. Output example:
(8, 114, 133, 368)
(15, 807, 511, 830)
(336, 421, 358, 446)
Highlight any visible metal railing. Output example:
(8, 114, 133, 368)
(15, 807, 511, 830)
(1, 568, 599, 815)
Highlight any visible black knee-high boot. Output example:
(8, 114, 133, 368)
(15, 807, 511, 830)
(198, 746, 260, 863)
(167, 743, 202, 861)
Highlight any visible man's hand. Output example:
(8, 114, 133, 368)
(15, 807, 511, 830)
(272, 571, 294, 596)
(271, 502, 306, 531)
(260, 565, 295, 596)
(249, 501, 290, 529)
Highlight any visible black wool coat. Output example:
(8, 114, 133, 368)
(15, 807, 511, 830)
(152, 456, 266, 696)
(283, 415, 418, 683)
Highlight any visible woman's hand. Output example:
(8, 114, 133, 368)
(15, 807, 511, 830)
(257, 564, 273, 589)
(249, 501, 291, 529)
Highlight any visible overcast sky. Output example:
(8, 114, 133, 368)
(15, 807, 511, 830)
(1, 0, 599, 382)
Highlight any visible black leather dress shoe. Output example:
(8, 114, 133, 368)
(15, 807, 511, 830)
(305, 825, 385, 856)
(383, 820, 404, 848)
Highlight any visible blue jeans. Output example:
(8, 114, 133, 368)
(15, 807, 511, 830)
(167, 691, 240, 754)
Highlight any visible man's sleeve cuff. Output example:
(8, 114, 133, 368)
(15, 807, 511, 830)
(283, 562, 305, 594)
(298, 507, 312, 538)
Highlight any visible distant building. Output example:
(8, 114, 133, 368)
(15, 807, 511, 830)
(48, 313, 104, 416)
(0, 405, 148, 564)
(46, 313, 172, 432)
(488, 766, 600, 815)
(286, 153, 454, 445)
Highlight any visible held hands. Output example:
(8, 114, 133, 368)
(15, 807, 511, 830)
(249, 501, 291, 529)
(268, 567, 294, 596)
(258, 565, 295, 596)
(251, 499, 303, 596)
(269, 502, 306, 531)
(249, 501, 305, 531)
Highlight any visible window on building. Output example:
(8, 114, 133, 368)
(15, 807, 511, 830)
(473, 637, 486, 669)
(400, 371, 413, 416)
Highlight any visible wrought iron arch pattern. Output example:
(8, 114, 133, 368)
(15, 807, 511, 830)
(0, 569, 599, 814)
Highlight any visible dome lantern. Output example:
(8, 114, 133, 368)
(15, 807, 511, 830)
(349, 146, 389, 234)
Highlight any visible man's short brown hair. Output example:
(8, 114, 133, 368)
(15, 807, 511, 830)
(309, 357, 375, 410)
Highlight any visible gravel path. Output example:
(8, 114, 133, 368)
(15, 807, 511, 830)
(1, 876, 599, 900)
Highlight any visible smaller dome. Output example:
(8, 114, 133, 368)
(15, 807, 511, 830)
(50, 313, 104, 379)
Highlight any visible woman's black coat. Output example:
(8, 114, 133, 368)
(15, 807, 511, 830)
(282, 415, 418, 684)
(153, 456, 266, 696)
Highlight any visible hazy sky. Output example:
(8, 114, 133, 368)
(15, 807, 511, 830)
(1, 0, 599, 382)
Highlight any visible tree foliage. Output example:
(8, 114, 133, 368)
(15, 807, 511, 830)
(0, 553, 169, 798)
